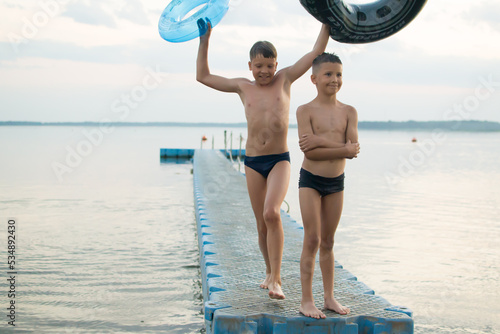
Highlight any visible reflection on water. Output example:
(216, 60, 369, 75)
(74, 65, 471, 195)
(0, 127, 499, 333)
(0, 127, 205, 333)
(2, 179, 205, 333)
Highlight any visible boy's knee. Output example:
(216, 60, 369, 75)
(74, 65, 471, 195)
(263, 208, 280, 226)
(304, 235, 320, 252)
(320, 238, 334, 251)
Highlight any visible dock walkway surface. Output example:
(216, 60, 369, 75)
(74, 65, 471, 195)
(191, 149, 413, 334)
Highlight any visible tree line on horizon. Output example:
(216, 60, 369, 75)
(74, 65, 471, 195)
(1, 120, 500, 131)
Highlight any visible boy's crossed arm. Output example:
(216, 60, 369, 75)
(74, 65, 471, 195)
(297, 106, 360, 161)
(299, 133, 345, 152)
(345, 106, 359, 145)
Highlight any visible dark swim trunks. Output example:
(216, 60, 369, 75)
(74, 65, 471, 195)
(298, 168, 344, 197)
(244, 152, 290, 178)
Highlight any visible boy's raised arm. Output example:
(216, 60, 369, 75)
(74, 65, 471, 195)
(196, 22, 243, 93)
(285, 24, 330, 84)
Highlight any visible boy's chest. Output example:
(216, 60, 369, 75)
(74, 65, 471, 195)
(311, 111, 347, 136)
(243, 83, 288, 111)
(245, 94, 282, 110)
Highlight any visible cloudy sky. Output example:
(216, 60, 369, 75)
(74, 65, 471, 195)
(1, 0, 499, 124)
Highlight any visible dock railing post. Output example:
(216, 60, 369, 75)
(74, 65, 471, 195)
(229, 131, 233, 162)
(224, 130, 227, 153)
(237, 133, 243, 171)
(239, 133, 243, 158)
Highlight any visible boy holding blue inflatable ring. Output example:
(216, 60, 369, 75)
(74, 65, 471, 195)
(197, 19, 331, 300)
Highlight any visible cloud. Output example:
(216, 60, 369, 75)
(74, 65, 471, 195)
(115, 0, 150, 25)
(62, 1, 116, 28)
(2, 1, 24, 9)
(0, 40, 124, 63)
(1, 0, 500, 123)
(0, 57, 157, 86)
(223, 0, 308, 27)
(61, 0, 158, 28)
(0, 38, 200, 73)
(466, 1, 500, 30)
(386, 0, 500, 61)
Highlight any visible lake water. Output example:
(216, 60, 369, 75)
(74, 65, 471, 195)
(0, 125, 499, 333)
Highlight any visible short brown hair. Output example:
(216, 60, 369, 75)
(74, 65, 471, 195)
(249, 41, 277, 60)
(312, 52, 342, 73)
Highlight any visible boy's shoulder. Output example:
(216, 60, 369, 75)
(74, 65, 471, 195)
(330, 100, 358, 117)
(297, 99, 356, 111)
(339, 101, 357, 113)
(344, 103, 358, 120)
(297, 100, 358, 119)
(296, 100, 316, 115)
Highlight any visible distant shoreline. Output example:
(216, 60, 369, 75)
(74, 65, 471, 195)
(1, 120, 499, 132)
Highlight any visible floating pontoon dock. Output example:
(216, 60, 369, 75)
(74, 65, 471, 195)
(181, 149, 413, 333)
(160, 148, 244, 160)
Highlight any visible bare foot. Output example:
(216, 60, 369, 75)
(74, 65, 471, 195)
(324, 297, 350, 315)
(300, 301, 326, 319)
(268, 282, 285, 300)
(260, 273, 271, 289)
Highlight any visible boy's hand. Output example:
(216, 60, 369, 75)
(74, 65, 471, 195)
(299, 134, 321, 152)
(345, 140, 360, 159)
(198, 18, 212, 42)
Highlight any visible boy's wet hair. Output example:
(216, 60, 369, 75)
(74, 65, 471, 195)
(250, 41, 277, 60)
(312, 52, 342, 73)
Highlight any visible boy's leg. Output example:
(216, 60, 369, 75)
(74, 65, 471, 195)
(263, 161, 290, 299)
(299, 187, 325, 319)
(245, 166, 271, 289)
(320, 191, 350, 315)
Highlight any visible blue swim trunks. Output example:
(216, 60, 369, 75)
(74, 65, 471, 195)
(298, 168, 344, 197)
(244, 152, 290, 178)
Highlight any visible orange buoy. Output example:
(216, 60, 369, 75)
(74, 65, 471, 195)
(202, 135, 208, 142)
(412, 137, 417, 143)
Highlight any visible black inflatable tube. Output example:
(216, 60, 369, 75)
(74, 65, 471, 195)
(300, 0, 428, 44)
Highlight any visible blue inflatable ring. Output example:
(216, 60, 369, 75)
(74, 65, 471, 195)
(159, 0, 230, 43)
(300, 0, 428, 44)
